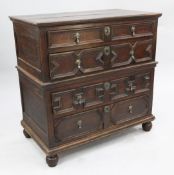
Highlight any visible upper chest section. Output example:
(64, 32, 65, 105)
(11, 9, 161, 82)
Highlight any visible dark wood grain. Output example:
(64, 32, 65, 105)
(10, 9, 161, 166)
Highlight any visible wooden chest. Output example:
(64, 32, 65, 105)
(10, 9, 162, 167)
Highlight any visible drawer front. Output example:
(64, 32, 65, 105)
(51, 70, 152, 117)
(47, 21, 154, 51)
(111, 39, 153, 67)
(112, 22, 154, 40)
(48, 27, 105, 50)
(49, 39, 153, 80)
(49, 47, 105, 80)
(54, 108, 103, 142)
(110, 95, 150, 124)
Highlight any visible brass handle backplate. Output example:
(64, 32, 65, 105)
(104, 46, 111, 56)
(104, 82, 111, 90)
(104, 26, 111, 37)
(104, 106, 110, 113)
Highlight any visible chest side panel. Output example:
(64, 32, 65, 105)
(13, 22, 42, 79)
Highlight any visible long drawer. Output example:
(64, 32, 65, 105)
(47, 20, 154, 52)
(54, 95, 150, 143)
(51, 68, 153, 118)
(49, 39, 153, 80)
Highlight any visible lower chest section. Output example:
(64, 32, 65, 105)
(49, 67, 154, 145)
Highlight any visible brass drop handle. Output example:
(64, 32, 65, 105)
(128, 105, 133, 114)
(131, 26, 136, 36)
(96, 87, 105, 100)
(130, 49, 135, 62)
(110, 83, 118, 96)
(126, 80, 136, 92)
(75, 59, 81, 69)
(73, 93, 86, 106)
(144, 75, 150, 80)
(130, 83, 136, 92)
(144, 75, 150, 87)
(77, 120, 82, 129)
(73, 32, 80, 44)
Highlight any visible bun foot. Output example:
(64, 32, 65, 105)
(23, 129, 31, 138)
(142, 121, 152, 132)
(46, 154, 59, 167)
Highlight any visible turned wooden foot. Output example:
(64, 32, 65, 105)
(46, 154, 59, 167)
(23, 129, 31, 138)
(142, 121, 152, 132)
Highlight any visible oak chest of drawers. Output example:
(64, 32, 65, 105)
(10, 9, 161, 167)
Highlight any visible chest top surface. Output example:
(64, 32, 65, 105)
(10, 9, 161, 27)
